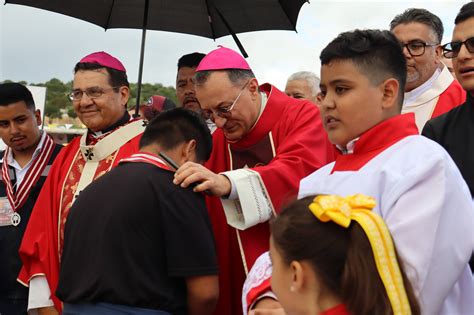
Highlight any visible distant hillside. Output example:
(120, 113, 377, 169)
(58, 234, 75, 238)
(1, 79, 177, 118)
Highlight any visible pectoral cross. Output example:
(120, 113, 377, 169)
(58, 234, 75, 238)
(85, 148, 94, 161)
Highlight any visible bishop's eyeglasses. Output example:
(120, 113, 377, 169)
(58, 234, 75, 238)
(202, 79, 251, 120)
(68, 87, 118, 101)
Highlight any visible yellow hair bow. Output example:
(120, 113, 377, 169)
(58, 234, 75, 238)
(309, 194, 411, 315)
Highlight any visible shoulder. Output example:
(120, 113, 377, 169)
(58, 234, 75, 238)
(424, 102, 467, 134)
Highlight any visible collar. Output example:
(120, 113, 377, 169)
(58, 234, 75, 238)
(336, 137, 359, 155)
(332, 113, 418, 172)
(89, 111, 130, 138)
(5, 131, 46, 170)
(404, 67, 442, 106)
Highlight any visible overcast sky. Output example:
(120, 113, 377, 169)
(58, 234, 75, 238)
(0, 0, 468, 90)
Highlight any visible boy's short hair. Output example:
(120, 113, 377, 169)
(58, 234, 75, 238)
(320, 29, 407, 108)
(0, 82, 35, 110)
(455, 2, 474, 25)
(139, 108, 212, 162)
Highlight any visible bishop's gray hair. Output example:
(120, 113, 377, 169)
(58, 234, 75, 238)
(287, 71, 321, 96)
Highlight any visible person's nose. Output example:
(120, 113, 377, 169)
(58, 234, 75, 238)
(320, 93, 335, 111)
(78, 92, 94, 107)
(213, 114, 227, 128)
(401, 46, 412, 59)
(10, 122, 20, 135)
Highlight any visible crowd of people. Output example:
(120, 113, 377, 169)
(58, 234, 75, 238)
(0, 3, 473, 315)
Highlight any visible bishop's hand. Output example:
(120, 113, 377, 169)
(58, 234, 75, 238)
(173, 162, 231, 197)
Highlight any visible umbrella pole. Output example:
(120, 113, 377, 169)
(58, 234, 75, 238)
(134, 0, 149, 118)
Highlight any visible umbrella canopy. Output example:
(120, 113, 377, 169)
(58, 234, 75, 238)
(5, 0, 308, 114)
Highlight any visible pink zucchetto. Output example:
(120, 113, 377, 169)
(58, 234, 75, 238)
(196, 46, 251, 72)
(79, 51, 126, 72)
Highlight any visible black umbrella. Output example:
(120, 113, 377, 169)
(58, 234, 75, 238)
(4, 0, 308, 116)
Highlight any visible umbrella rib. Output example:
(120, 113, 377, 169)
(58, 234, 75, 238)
(204, 0, 217, 39)
(104, 0, 117, 30)
(213, 6, 248, 58)
(278, 0, 306, 31)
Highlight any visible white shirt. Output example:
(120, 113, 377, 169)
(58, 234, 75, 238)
(3, 131, 48, 186)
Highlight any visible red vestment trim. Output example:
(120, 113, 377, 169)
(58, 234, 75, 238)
(119, 152, 171, 171)
(331, 113, 418, 173)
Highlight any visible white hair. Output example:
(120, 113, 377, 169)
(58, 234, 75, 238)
(287, 71, 320, 96)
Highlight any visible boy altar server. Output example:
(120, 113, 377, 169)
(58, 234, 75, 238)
(244, 29, 473, 315)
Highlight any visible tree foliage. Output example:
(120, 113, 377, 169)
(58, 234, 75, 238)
(2, 79, 177, 118)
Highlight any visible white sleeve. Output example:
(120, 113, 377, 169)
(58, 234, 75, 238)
(220, 169, 275, 230)
(28, 276, 54, 311)
(242, 252, 274, 315)
(382, 154, 474, 315)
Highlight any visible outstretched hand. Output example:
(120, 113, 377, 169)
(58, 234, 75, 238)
(173, 162, 231, 197)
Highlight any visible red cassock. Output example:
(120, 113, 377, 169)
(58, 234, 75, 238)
(18, 131, 142, 311)
(204, 84, 334, 315)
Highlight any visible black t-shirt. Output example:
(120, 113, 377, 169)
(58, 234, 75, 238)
(56, 162, 218, 314)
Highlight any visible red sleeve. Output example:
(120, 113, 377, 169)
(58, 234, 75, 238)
(18, 139, 78, 311)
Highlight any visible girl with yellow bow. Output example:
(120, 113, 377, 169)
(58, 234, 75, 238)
(268, 194, 420, 315)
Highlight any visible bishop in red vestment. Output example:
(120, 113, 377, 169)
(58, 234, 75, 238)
(173, 47, 334, 315)
(17, 52, 144, 313)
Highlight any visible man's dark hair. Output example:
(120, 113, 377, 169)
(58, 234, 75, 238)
(177, 53, 206, 70)
(455, 2, 474, 24)
(320, 29, 407, 108)
(0, 82, 35, 110)
(139, 108, 212, 162)
(390, 8, 444, 43)
(194, 69, 255, 87)
(74, 63, 130, 91)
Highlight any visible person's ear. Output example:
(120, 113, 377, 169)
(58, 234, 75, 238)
(248, 78, 260, 99)
(290, 260, 305, 293)
(35, 109, 42, 126)
(182, 139, 197, 163)
(434, 45, 442, 64)
(119, 86, 130, 107)
(381, 78, 399, 111)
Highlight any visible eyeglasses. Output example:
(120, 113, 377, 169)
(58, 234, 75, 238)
(68, 86, 118, 101)
(400, 40, 438, 57)
(202, 80, 250, 120)
(442, 37, 474, 58)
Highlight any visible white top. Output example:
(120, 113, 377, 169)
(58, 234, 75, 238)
(2, 131, 48, 187)
(402, 66, 455, 132)
(299, 135, 474, 315)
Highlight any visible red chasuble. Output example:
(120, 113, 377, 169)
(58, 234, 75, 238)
(431, 79, 466, 118)
(18, 124, 142, 311)
(205, 84, 334, 315)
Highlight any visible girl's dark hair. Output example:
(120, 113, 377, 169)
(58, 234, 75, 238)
(270, 196, 420, 315)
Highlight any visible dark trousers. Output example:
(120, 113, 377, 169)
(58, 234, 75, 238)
(0, 299, 28, 315)
(63, 303, 171, 315)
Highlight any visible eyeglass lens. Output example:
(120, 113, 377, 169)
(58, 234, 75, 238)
(443, 37, 474, 58)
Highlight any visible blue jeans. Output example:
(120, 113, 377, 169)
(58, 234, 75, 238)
(63, 302, 171, 315)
